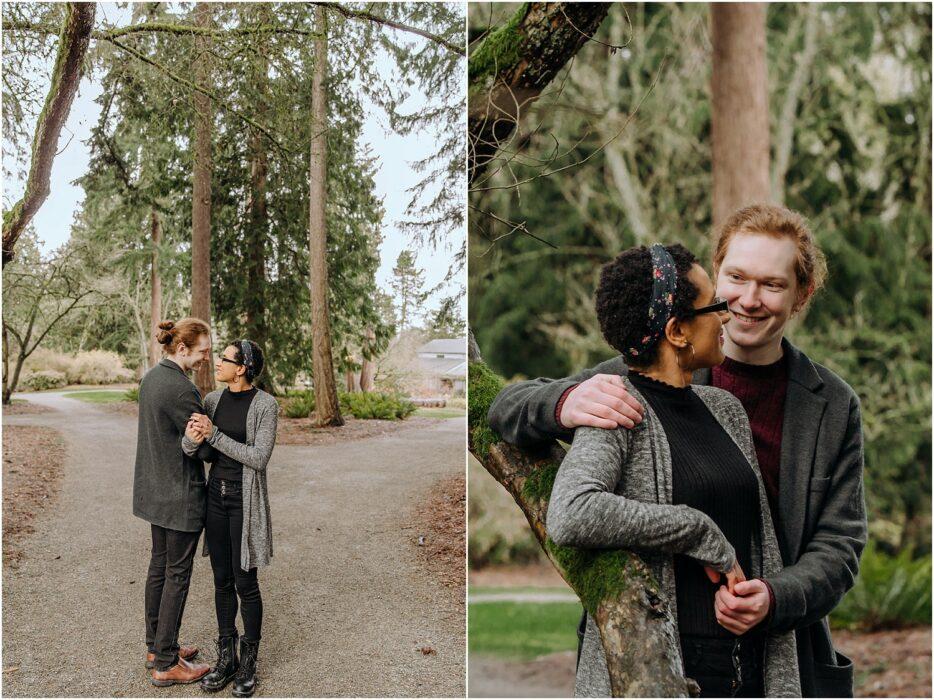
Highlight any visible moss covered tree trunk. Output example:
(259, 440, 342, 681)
(710, 4, 771, 229)
(467, 3, 610, 184)
(469, 355, 695, 697)
(2, 2, 95, 266)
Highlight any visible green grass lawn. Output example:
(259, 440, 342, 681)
(469, 598, 581, 659)
(62, 389, 129, 404)
(414, 407, 466, 419)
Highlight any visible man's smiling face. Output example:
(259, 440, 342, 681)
(715, 232, 800, 362)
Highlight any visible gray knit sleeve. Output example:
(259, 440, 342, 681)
(546, 426, 736, 571)
(207, 399, 279, 473)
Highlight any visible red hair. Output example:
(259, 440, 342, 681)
(156, 318, 210, 354)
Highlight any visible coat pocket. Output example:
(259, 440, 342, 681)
(813, 650, 854, 698)
(809, 476, 832, 492)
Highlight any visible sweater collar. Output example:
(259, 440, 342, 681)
(692, 337, 823, 392)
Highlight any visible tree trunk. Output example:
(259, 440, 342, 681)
(2, 2, 95, 266)
(2, 324, 10, 405)
(308, 5, 343, 427)
(710, 4, 771, 230)
(149, 208, 163, 368)
(360, 327, 376, 392)
(191, 1, 215, 396)
(468, 3, 610, 184)
(469, 356, 694, 697)
(245, 3, 271, 391)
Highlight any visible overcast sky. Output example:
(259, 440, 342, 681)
(3, 3, 464, 319)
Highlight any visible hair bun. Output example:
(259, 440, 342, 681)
(156, 320, 175, 345)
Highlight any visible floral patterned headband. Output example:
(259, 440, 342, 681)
(629, 244, 678, 358)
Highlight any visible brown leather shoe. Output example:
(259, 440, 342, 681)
(146, 644, 198, 669)
(150, 656, 210, 686)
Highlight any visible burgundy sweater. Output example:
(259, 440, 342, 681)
(711, 355, 789, 524)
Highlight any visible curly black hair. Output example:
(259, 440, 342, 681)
(227, 339, 265, 382)
(595, 244, 700, 367)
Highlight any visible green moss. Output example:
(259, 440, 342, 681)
(547, 539, 646, 616)
(522, 462, 559, 503)
(468, 361, 505, 459)
(468, 3, 530, 87)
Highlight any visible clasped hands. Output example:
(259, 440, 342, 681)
(185, 413, 214, 444)
(703, 561, 771, 635)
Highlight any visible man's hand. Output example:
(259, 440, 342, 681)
(714, 579, 771, 635)
(559, 374, 644, 430)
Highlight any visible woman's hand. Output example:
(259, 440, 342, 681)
(189, 412, 214, 437)
(703, 559, 746, 594)
(185, 419, 204, 444)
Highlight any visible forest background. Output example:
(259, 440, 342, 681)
(2, 1, 466, 423)
(468, 0, 931, 647)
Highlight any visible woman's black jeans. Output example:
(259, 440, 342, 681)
(681, 633, 766, 698)
(206, 477, 262, 642)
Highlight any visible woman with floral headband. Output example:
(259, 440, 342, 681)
(182, 339, 279, 698)
(546, 244, 799, 697)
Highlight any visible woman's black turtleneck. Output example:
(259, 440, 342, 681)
(209, 387, 258, 482)
(628, 371, 760, 638)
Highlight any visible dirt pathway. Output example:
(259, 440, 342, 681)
(2, 392, 465, 697)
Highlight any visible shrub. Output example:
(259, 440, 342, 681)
(23, 348, 74, 375)
(447, 396, 467, 410)
(338, 391, 416, 420)
(21, 370, 68, 391)
(66, 351, 134, 385)
(124, 386, 140, 402)
(282, 391, 314, 419)
(830, 541, 932, 631)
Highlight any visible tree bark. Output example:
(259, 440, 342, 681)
(308, 5, 343, 427)
(245, 4, 271, 391)
(468, 2, 610, 185)
(149, 209, 163, 368)
(191, 1, 215, 396)
(360, 327, 376, 392)
(2, 3, 95, 266)
(469, 356, 694, 697)
(710, 4, 772, 230)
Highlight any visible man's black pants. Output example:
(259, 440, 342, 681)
(145, 524, 201, 671)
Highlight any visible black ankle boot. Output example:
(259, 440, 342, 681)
(200, 636, 238, 692)
(232, 638, 259, 698)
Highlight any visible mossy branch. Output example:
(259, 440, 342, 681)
(468, 358, 694, 697)
(467, 2, 611, 184)
(3, 19, 325, 41)
(308, 2, 465, 56)
(2, 2, 95, 266)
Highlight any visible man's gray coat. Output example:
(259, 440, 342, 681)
(133, 359, 208, 533)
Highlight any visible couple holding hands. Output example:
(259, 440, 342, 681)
(132, 318, 279, 696)
(489, 203, 868, 698)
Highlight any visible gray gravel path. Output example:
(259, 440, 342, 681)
(2, 391, 466, 697)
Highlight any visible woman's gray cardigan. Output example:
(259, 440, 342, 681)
(547, 378, 801, 697)
(181, 389, 279, 570)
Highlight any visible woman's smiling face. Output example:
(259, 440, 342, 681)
(682, 264, 731, 369)
(215, 345, 245, 383)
